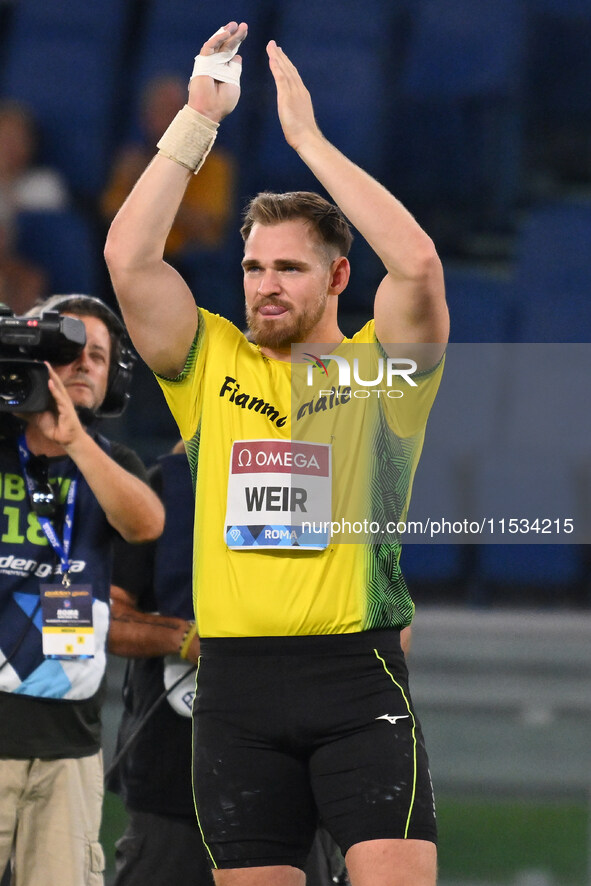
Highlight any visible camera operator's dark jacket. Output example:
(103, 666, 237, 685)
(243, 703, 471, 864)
(0, 423, 149, 759)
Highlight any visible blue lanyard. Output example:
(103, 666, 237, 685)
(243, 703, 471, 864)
(17, 433, 78, 588)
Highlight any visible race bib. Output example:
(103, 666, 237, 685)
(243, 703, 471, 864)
(225, 440, 331, 550)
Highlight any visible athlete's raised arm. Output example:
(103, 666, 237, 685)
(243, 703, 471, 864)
(104, 22, 247, 377)
(266, 41, 449, 353)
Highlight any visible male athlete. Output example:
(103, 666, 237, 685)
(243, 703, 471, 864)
(105, 21, 449, 886)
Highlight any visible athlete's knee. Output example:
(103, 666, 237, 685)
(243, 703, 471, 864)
(345, 838, 437, 886)
(213, 865, 305, 885)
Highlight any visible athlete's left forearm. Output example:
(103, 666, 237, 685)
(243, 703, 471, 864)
(297, 134, 438, 281)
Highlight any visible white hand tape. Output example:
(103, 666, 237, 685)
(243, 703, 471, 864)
(191, 27, 242, 86)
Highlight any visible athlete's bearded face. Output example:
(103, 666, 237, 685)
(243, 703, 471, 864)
(242, 220, 335, 351)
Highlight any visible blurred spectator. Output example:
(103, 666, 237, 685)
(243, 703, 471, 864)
(101, 75, 235, 262)
(0, 100, 69, 222)
(0, 199, 47, 315)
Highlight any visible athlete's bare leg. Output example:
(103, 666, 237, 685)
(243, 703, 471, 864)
(213, 865, 305, 885)
(345, 839, 437, 886)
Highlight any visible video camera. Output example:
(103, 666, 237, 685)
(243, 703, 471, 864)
(0, 304, 86, 412)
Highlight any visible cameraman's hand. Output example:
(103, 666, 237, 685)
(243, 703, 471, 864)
(27, 362, 86, 450)
(23, 366, 164, 542)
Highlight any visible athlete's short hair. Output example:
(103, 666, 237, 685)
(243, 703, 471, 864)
(240, 191, 353, 259)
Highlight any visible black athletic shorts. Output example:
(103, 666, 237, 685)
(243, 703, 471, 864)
(193, 629, 436, 871)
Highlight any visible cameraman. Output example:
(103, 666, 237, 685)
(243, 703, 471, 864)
(0, 294, 164, 886)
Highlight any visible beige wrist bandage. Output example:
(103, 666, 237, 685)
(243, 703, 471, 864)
(157, 104, 219, 174)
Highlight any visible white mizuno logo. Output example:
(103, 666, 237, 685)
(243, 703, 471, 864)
(375, 714, 409, 725)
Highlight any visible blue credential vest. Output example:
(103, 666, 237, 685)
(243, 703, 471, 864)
(0, 433, 114, 700)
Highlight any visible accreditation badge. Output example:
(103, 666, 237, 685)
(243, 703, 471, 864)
(40, 584, 94, 659)
(225, 439, 331, 550)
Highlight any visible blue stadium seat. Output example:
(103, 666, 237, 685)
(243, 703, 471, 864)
(15, 209, 101, 295)
(392, 0, 525, 239)
(423, 343, 507, 466)
(526, 0, 591, 123)
(519, 299, 591, 343)
(524, 1, 591, 182)
(251, 0, 393, 195)
(491, 344, 591, 465)
(0, 2, 14, 74)
(0, 0, 129, 198)
(477, 552, 582, 600)
(477, 543, 582, 590)
(403, 0, 524, 99)
(444, 265, 514, 342)
(401, 543, 465, 587)
(470, 446, 583, 589)
(528, 0, 591, 11)
(509, 200, 591, 341)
